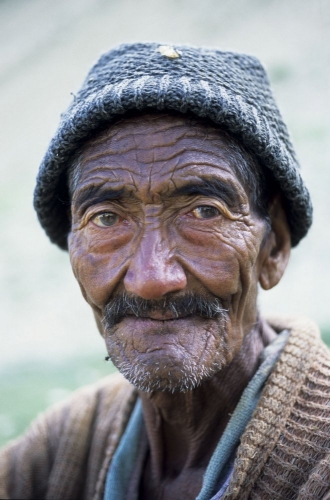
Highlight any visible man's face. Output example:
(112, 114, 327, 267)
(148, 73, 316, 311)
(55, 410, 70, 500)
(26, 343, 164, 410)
(69, 114, 270, 393)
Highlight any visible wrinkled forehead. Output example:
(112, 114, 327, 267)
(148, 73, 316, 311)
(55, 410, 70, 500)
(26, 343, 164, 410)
(84, 111, 232, 145)
(74, 112, 247, 187)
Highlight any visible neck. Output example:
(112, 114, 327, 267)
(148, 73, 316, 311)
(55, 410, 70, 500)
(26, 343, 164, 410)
(139, 318, 276, 483)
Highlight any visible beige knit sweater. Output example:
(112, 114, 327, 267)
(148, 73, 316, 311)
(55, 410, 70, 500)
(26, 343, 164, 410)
(1, 317, 330, 500)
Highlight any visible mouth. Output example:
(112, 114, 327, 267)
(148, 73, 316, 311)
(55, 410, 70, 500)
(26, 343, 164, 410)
(126, 310, 193, 321)
(103, 291, 227, 330)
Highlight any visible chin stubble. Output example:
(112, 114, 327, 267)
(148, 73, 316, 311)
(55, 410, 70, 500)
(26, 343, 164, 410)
(102, 292, 228, 393)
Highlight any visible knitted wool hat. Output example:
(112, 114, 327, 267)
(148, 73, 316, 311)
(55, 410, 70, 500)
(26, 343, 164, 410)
(34, 42, 312, 250)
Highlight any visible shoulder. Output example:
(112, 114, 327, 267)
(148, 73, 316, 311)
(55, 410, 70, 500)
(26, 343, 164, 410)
(29, 371, 137, 447)
(0, 372, 137, 500)
(43, 371, 136, 424)
(269, 316, 330, 497)
(227, 316, 330, 499)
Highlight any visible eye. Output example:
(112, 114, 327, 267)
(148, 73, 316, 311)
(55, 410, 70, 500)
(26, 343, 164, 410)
(92, 212, 119, 227)
(192, 206, 220, 219)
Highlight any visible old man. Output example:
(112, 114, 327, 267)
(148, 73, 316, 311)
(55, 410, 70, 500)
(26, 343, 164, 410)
(1, 43, 330, 499)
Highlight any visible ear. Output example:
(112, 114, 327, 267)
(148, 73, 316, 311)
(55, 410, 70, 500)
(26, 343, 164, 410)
(259, 196, 291, 290)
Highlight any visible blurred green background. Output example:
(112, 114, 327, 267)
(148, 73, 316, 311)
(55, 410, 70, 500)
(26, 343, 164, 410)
(0, 0, 329, 447)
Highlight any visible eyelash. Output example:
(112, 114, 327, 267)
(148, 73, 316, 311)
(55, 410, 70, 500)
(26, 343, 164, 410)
(190, 205, 221, 219)
(88, 202, 221, 227)
(91, 212, 119, 227)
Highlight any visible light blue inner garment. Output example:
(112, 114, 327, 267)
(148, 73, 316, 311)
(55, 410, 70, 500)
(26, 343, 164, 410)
(104, 330, 289, 500)
(104, 398, 144, 500)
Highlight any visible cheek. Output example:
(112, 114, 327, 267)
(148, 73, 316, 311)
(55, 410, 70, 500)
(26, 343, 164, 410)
(176, 222, 249, 297)
(181, 250, 240, 298)
(68, 230, 132, 307)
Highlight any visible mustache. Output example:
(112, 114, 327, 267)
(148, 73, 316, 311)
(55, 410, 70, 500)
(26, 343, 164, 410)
(102, 291, 227, 329)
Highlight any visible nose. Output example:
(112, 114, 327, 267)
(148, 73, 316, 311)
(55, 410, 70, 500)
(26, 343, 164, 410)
(123, 229, 187, 299)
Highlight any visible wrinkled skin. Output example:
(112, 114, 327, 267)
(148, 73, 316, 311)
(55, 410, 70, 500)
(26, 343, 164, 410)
(69, 113, 291, 499)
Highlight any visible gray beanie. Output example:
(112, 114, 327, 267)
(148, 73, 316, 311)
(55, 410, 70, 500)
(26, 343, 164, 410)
(34, 42, 312, 250)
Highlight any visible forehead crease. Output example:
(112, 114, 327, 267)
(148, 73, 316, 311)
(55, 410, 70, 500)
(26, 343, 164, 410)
(78, 158, 234, 194)
(82, 135, 191, 163)
(76, 116, 244, 195)
(82, 118, 229, 156)
(95, 119, 194, 142)
(84, 121, 187, 150)
(77, 158, 240, 205)
(81, 141, 232, 169)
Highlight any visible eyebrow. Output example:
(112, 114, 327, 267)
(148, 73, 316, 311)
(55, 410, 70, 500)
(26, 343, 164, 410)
(73, 177, 241, 212)
(73, 185, 125, 213)
(173, 178, 241, 207)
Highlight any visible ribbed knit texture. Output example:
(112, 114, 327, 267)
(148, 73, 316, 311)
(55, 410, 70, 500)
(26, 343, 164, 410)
(198, 330, 290, 500)
(33, 42, 313, 250)
(1, 317, 329, 499)
(224, 316, 330, 500)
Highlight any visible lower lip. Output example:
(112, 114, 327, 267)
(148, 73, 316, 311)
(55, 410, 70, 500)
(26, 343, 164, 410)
(125, 316, 185, 323)
(119, 316, 206, 327)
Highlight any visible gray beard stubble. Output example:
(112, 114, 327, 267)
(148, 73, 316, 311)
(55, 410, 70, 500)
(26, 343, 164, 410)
(102, 292, 228, 393)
